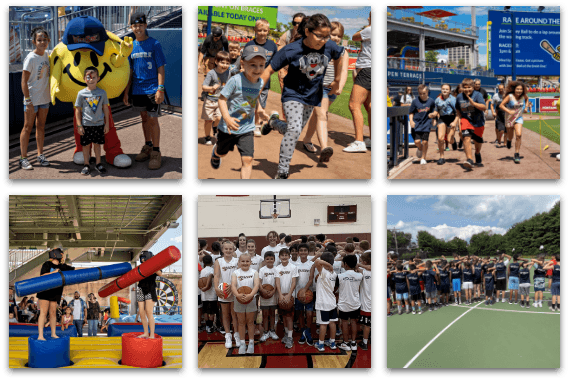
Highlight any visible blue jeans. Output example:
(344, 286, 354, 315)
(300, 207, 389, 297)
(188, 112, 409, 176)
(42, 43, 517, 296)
(88, 319, 98, 336)
(74, 319, 85, 337)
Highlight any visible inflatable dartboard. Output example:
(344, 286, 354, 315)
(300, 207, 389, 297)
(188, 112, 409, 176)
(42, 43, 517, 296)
(155, 276, 179, 314)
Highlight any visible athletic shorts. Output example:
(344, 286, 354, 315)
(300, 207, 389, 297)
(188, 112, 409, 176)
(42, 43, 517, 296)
(201, 99, 221, 121)
(338, 308, 360, 320)
(260, 304, 277, 311)
(508, 276, 519, 290)
(438, 115, 456, 128)
(80, 125, 105, 146)
(519, 284, 531, 296)
(440, 285, 450, 295)
(396, 292, 409, 301)
(137, 287, 157, 302)
(551, 282, 560, 296)
(24, 102, 49, 113)
(322, 86, 338, 103)
(132, 93, 161, 118)
(534, 277, 545, 292)
(485, 288, 494, 297)
(316, 308, 338, 325)
(460, 123, 484, 144)
(415, 131, 430, 142)
(473, 277, 481, 285)
(234, 297, 258, 313)
(198, 295, 202, 308)
(387, 287, 391, 300)
(410, 293, 421, 301)
(354, 67, 371, 91)
(495, 112, 506, 131)
(202, 300, 217, 315)
(425, 291, 437, 300)
(495, 278, 507, 291)
(358, 310, 371, 327)
(215, 130, 254, 157)
(462, 282, 473, 290)
(452, 278, 461, 292)
(294, 298, 315, 312)
(258, 88, 269, 109)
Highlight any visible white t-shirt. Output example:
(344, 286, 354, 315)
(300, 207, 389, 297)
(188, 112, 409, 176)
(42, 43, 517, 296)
(261, 245, 284, 266)
(249, 254, 262, 273)
(360, 268, 372, 313)
(355, 26, 371, 69)
(236, 248, 247, 258)
(294, 260, 314, 296)
(232, 268, 257, 290)
(337, 270, 363, 312)
(259, 266, 278, 306)
(217, 257, 238, 302)
(200, 266, 217, 301)
(315, 267, 338, 312)
(23, 51, 51, 105)
(71, 299, 82, 320)
(275, 263, 299, 296)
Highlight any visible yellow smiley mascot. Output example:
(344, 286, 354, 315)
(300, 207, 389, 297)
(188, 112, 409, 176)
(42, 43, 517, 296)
(50, 15, 133, 167)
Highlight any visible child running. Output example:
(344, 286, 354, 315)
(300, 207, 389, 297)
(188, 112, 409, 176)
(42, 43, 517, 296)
(499, 81, 529, 164)
(231, 253, 260, 354)
(258, 14, 346, 179)
(211, 45, 267, 179)
(490, 84, 506, 147)
(409, 84, 436, 165)
(201, 51, 231, 145)
(456, 78, 487, 169)
(433, 83, 459, 164)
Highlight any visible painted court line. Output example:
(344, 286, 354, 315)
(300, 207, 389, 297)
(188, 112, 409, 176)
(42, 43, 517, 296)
(449, 304, 559, 315)
(403, 301, 484, 368)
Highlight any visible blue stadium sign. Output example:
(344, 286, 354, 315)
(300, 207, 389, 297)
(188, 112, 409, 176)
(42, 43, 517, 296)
(387, 69, 424, 82)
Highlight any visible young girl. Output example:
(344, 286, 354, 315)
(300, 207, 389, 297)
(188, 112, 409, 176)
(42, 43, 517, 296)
(235, 234, 248, 258)
(214, 240, 240, 348)
(201, 51, 231, 145)
(20, 27, 51, 170)
(137, 251, 162, 339)
(302, 21, 349, 163)
(37, 248, 74, 340)
(258, 14, 346, 179)
(434, 84, 459, 164)
(61, 307, 73, 331)
(499, 81, 529, 164)
(231, 253, 260, 354)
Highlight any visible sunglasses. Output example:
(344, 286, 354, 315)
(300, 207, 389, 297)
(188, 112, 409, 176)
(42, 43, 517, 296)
(292, 21, 300, 26)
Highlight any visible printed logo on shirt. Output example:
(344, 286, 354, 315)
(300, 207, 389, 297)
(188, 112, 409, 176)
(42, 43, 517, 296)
(37, 61, 49, 80)
(298, 269, 311, 274)
(299, 52, 329, 80)
(416, 106, 431, 113)
(264, 272, 275, 278)
(279, 271, 291, 276)
(85, 96, 102, 113)
(132, 51, 153, 59)
(222, 265, 237, 271)
(238, 275, 254, 281)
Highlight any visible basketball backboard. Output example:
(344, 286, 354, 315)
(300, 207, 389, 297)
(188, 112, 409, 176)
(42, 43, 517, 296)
(259, 197, 291, 220)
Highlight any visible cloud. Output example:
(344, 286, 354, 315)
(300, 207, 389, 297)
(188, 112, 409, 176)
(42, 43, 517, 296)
(170, 235, 182, 243)
(454, 6, 491, 16)
(405, 195, 434, 203)
(279, 7, 338, 17)
(330, 17, 369, 32)
(388, 220, 507, 242)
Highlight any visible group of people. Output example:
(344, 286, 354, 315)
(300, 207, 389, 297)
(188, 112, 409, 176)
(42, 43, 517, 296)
(198, 11, 372, 179)
(387, 250, 560, 316)
(389, 77, 548, 168)
(198, 232, 372, 354)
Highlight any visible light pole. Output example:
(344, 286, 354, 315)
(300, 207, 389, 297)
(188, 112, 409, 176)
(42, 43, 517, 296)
(504, 7, 516, 81)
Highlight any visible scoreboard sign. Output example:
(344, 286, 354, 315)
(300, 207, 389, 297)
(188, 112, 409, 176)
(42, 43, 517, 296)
(327, 205, 357, 223)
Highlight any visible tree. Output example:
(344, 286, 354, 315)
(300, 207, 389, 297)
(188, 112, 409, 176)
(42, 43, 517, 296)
(348, 40, 361, 48)
(458, 58, 465, 66)
(425, 50, 439, 63)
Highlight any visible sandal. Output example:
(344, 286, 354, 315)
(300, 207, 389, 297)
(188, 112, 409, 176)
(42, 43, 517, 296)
(319, 147, 334, 163)
(303, 142, 317, 153)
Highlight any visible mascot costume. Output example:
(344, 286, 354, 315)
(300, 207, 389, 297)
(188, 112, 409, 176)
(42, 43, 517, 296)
(50, 15, 132, 167)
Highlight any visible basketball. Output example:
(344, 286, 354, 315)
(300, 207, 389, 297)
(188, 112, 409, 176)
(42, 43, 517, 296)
(198, 277, 210, 291)
(297, 288, 314, 304)
(260, 284, 274, 299)
(217, 282, 231, 299)
(278, 293, 294, 310)
(237, 286, 253, 304)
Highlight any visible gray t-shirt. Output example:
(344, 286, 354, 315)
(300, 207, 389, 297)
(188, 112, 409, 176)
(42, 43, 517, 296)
(203, 69, 232, 102)
(355, 26, 371, 69)
(22, 51, 51, 105)
(217, 73, 264, 135)
(75, 87, 109, 126)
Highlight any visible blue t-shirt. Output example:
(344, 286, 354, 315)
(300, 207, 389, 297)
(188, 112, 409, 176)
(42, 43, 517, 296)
(245, 38, 278, 90)
(439, 270, 450, 286)
(270, 38, 344, 106)
(533, 264, 546, 278)
(462, 267, 473, 282)
(552, 265, 560, 283)
(484, 273, 495, 290)
(409, 97, 436, 132)
(456, 91, 486, 128)
(435, 95, 456, 116)
(423, 270, 437, 292)
(128, 37, 167, 95)
(495, 261, 507, 280)
(519, 266, 531, 284)
(393, 271, 408, 294)
(450, 268, 462, 280)
(217, 73, 264, 135)
(474, 263, 482, 279)
(509, 262, 520, 277)
(407, 272, 421, 295)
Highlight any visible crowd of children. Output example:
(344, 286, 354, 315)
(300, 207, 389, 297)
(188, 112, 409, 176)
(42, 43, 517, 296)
(198, 232, 372, 354)
(201, 12, 372, 179)
(387, 250, 560, 316)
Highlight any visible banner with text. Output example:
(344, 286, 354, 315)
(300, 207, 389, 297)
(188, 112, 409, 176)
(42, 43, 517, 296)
(198, 6, 278, 29)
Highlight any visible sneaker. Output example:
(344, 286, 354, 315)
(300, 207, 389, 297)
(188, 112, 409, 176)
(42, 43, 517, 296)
(445, 147, 450, 151)
(303, 329, 314, 346)
(437, 158, 445, 165)
(475, 153, 482, 165)
(526, 303, 530, 309)
(338, 342, 351, 351)
(429, 307, 433, 312)
(274, 171, 289, 179)
(458, 140, 463, 149)
(556, 154, 560, 161)
(247, 341, 255, 354)
(269, 330, 279, 340)
(406, 309, 411, 314)
(319, 147, 334, 163)
(206, 326, 212, 334)
(328, 340, 337, 350)
(507, 140, 512, 149)
(285, 337, 293, 349)
(95, 163, 107, 175)
(485, 300, 489, 305)
(219, 327, 226, 334)
(412, 310, 416, 315)
(452, 142, 458, 151)
(254, 127, 262, 137)
(387, 312, 393, 317)
(364, 137, 371, 149)
(260, 332, 270, 342)
(509, 301, 513, 305)
(398, 310, 402, 315)
(514, 153, 520, 164)
(205, 137, 213, 145)
(225, 333, 232, 349)
(462, 159, 474, 169)
(135, 144, 152, 162)
(316, 342, 325, 352)
(358, 341, 368, 350)
(416, 149, 423, 158)
(148, 150, 162, 170)
(299, 332, 306, 345)
(533, 302, 537, 308)
(19, 157, 33, 170)
(81, 165, 90, 175)
(351, 342, 358, 351)
(549, 305, 554, 311)
(540, 303, 543, 308)
(420, 158, 427, 165)
(418, 309, 423, 314)
(38, 154, 50, 166)
(261, 112, 279, 136)
(336, 329, 342, 337)
(502, 298, 506, 303)
(238, 344, 246, 355)
(234, 332, 241, 347)
(343, 141, 367, 153)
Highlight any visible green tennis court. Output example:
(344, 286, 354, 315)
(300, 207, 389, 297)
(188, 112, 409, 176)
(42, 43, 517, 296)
(387, 266, 560, 368)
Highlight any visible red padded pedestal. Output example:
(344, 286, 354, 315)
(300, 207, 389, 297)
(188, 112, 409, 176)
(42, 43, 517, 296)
(121, 332, 163, 368)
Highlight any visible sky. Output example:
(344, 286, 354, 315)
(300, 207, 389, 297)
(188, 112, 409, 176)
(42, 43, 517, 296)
(390, 6, 559, 66)
(277, 6, 370, 37)
(387, 195, 559, 242)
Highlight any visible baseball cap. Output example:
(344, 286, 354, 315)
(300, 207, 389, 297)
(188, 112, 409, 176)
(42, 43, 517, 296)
(211, 27, 222, 37)
(242, 45, 267, 61)
(130, 12, 147, 25)
(62, 16, 109, 56)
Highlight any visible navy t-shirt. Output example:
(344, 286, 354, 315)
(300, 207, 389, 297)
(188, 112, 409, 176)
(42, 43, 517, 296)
(393, 271, 409, 294)
(270, 38, 344, 106)
(463, 267, 473, 282)
(552, 265, 560, 282)
(245, 38, 278, 90)
(519, 266, 531, 284)
(439, 270, 450, 286)
(509, 262, 520, 277)
(407, 272, 421, 295)
(534, 264, 546, 278)
(423, 270, 437, 292)
(474, 263, 483, 279)
(450, 268, 462, 280)
(456, 91, 486, 128)
(495, 261, 507, 279)
(409, 97, 436, 132)
(484, 273, 495, 290)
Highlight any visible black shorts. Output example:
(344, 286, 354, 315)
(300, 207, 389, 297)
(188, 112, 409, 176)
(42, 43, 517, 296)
(215, 130, 254, 157)
(485, 288, 494, 297)
(338, 308, 360, 320)
(461, 128, 484, 144)
(358, 311, 371, 327)
(202, 300, 217, 315)
(198, 295, 202, 307)
(80, 124, 105, 146)
(354, 67, 371, 91)
(438, 115, 456, 127)
(415, 131, 430, 142)
(495, 113, 506, 131)
(410, 293, 421, 301)
(132, 93, 161, 117)
(495, 278, 507, 291)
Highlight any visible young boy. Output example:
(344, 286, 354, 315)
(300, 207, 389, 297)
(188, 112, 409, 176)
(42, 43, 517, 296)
(495, 253, 511, 303)
(455, 78, 487, 169)
(295, 245, 316, 345)
(337, 255, 363, 351)
(508, 254, 527, 304)
(438, 260, 451, 306)
(228, 42, 242, 76)
(259, 251, 279, 342)
(408, 84, 436, 165)
(313, 252, 337, 351)
(423, 261, 440, 311)
(484, 264, 496, 305)
(211, 45, 267, 179)
(201, 51, 231, 145)
(75, 66, 109, 176)
(473, 257, 483, 302)
(406, 263, 425, 314)
(199, 255, 217, 333)
(543, 255, 560, 311)
(518, 260, 533, 309)
(357, 251, 371, 350)
(275, 248, 298, 349)
(392, 264, 410, 315)
(124, 12, 167, 170)
(261, 231, 285, 265)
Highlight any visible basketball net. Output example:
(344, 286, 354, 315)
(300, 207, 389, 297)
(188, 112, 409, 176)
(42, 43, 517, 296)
(271, 212, 279, 222)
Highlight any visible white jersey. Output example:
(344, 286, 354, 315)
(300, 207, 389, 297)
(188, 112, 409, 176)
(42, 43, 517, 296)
(360, 268, 371, 312)
(337, 270, 363, 312)
(259, 266, 278, 306)
(290, 257, 301, 266)
(217, 257, 238, 302)
(200, 266, 217, 301)
(315, 267, 338, 312)
(333, 260, 345, 275)
(232, 268, 258, 303)
(249, 254, 262, 273)
(236, 248, 248, 258)
(275, 263, 299, 296)
(261, 245, 283, 266)
(294, 260, 314, 296)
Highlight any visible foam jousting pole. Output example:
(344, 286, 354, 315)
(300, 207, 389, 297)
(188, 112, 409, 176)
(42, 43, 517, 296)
(98, 246, 181, 298)
(14, 262, 132, 297)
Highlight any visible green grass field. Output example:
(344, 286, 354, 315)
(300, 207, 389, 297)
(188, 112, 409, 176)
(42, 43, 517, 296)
(269, 72, 369, 126)
(523, 119, 560, 145)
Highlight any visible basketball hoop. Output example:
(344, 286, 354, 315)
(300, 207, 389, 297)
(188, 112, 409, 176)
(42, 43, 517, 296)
(271, 207, 279, 222)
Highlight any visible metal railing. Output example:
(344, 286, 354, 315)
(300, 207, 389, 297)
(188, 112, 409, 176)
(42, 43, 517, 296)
(387, 8, 479, 38)
(387, 57, 495, 77)
(9, 248, 48, 273)
(387, 106, 411, 170)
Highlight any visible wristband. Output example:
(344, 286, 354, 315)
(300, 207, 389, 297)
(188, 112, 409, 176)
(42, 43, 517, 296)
(157, 89, 164, 93)
(157, 85, 165, 90)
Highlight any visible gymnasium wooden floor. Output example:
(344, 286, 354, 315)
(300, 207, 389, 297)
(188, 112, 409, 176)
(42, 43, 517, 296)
(198, 326, 371, 368)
